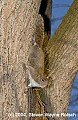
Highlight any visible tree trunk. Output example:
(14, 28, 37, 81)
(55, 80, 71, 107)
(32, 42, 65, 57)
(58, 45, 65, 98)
(0, 0, 41, 120)
(0, 0, 78, 120)
(44, 0, 78, 120)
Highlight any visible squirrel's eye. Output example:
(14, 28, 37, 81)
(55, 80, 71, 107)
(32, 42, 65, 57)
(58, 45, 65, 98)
(42, 79, 44, 82)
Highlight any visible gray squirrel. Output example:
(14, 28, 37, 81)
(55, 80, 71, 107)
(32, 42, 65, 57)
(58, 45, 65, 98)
(26, 36, 48, 88)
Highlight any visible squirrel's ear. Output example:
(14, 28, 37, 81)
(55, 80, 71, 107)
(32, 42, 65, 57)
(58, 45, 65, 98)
(31, 35, 37, 46)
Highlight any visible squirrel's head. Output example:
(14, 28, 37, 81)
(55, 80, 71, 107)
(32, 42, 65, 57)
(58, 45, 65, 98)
(39, 75, 48, 88)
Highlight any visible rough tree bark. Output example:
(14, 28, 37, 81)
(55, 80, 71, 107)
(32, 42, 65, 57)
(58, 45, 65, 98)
(44, 0, 78, 120)
(0, 0, 78, 120)
(0, 0, 41, 120)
